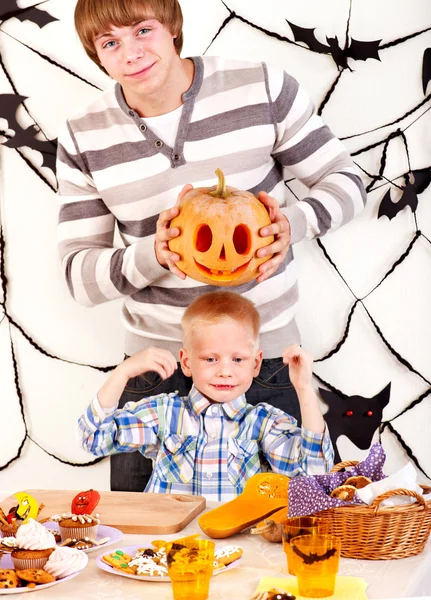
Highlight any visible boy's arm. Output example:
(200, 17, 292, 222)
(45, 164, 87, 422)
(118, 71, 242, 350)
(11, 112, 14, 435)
(98, 348, 177, 408)
(57, 124, 184, 307)
(282, 345, 325, 434)
(78, 348, 177, 455)
(260, 345, 334, 475)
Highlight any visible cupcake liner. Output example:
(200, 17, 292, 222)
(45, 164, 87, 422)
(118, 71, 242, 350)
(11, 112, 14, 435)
(11, 556, 50, 570)
(59, 524, 98, 541)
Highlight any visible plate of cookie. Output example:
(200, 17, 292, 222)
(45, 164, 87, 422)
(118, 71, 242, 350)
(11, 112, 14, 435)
(96, 538, 243, 583)
(0, 552, 86, 594)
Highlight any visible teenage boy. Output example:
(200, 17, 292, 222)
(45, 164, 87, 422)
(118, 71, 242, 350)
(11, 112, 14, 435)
(78, 292, 334, 500)
(58, 0, 365, 490)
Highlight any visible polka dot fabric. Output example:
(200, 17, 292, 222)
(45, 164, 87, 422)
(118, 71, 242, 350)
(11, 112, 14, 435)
(288, 443, 387, 517)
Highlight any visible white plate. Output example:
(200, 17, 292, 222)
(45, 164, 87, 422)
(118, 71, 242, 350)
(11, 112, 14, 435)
(0, 552, 86, 594)
(95, 544, 243, 583)
(41, 522, 123, 554)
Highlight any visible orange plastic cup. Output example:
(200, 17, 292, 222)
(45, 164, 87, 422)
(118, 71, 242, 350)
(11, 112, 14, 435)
(166, 539, 215, 600)
(290, 534, 341, 598)
(282, 516, 328, 575)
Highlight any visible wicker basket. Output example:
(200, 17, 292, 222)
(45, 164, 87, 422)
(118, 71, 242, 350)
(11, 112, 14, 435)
(315, 460, 431, 560)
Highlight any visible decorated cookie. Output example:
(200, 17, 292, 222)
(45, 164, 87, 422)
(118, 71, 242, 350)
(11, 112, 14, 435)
(71, 490, 100, 515)
(102, 550, 135, 573)
(15, 568, 56, 584)
(344, 475, 372, 489)
(128, 555, 168, 577)
(330, 484, 357, 501)
(0, 569, 20, 589)
(214, 545, 243, 565)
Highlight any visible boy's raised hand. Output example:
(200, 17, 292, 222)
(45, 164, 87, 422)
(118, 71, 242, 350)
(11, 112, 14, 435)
(282, 344, 313, 393)
(121, 348, 178, 381)
(98, 348, 177, 409)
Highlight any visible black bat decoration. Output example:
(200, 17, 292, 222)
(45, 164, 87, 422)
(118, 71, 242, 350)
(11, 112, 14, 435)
(378, 167, 431, 220)
(320, 384, 390, 464)
(422, 48, 431, 94)
(0, 93, 57, 173)
(286, 20, 382, 70)
(292, 545, 337, 565)
(0, 0, 58, 28)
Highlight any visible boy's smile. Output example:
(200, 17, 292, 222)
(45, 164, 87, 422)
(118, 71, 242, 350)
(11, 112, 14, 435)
(180, 321, 263, 404)
(93, 18, 193, 116)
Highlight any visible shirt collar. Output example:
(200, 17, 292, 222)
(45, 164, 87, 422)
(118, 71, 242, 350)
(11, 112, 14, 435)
(187, 385, 248, 421)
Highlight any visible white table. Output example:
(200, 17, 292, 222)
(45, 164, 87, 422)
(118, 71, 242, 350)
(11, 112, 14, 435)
(1, 494, 431, 599)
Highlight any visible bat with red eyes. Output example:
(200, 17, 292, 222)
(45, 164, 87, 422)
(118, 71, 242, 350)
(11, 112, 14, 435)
(291, 545, 337, 565)
(286, 20, 382, 70)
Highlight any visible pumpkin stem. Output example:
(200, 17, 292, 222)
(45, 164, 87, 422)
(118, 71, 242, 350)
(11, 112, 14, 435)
(209, 168, 229, 198)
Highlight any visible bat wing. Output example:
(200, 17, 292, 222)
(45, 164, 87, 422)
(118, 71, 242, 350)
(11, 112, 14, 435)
(347, 38, 382, 62)
(292, 545, 337, 565)
(422, 48, 431, 94)
(378, 185, 418, 220)
(0, 1, 58, 28)
(286, 20, 330, 54)
(411, 167, 431, 194)
(0, 94, 28, 137)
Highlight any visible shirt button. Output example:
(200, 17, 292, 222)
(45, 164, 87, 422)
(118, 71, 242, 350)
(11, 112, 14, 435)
(210, 433, 217, 440)
(155, 139, 163, 148)
(206, 472, 213, 479)
(128, 110, 135, 117)
(94, 416, 99, 424)
(140, 123, 147, 132)
(173, 153, 181, 161)
(211, 405, 218, 415)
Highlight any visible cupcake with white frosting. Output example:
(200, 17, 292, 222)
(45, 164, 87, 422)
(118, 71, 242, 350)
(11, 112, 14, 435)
(11, 518, 56, 569)
(44, 546, 88, 578)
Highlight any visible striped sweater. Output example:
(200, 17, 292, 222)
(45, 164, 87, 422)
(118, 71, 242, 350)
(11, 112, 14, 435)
(57, 55, 366, 358)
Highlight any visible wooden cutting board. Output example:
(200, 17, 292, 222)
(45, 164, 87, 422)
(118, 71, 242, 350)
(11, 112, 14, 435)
(3, 490, 206, 534)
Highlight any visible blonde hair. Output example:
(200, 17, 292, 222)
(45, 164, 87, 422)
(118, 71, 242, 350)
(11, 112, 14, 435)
(74, 0, 184, 73)
(182, 292, 260, 349)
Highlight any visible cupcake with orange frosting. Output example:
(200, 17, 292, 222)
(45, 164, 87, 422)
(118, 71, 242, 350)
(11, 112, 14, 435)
(11, 518, 56, 570)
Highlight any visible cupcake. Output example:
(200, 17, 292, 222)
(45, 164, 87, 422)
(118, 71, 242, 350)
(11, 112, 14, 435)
(52, 512, 100, 542)
(0, 520, 21, 538)
(44, 546, 89, 578)
(11, 518, 56, 570)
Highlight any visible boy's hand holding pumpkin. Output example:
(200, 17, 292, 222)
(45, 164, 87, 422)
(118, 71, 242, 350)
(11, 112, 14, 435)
(256, 191, 291, 283)
(155, 184, 194, 278)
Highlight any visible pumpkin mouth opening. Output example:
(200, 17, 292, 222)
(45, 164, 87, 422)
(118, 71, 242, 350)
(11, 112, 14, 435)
(194, 258, 251, 281)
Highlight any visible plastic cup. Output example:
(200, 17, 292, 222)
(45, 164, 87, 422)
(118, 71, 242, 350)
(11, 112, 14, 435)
(290, 534, 341, 598)
(282, 516, 328, 575)
(166, 538, 215, 600)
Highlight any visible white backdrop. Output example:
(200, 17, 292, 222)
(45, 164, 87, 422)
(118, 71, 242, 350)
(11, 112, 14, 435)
(0, 0, 430, 492)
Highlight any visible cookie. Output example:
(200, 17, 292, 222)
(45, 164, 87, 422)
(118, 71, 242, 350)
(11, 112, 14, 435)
(102, 550, 135, 574)
(214, 545, 243, 565)
(128, 555, 168, 577)
(15, 569, 56, 584)
(344, 475, 372, 489)
(0, 569, 20, 589)
(212, 560, 226, 572)
(330, 484, 357, 501)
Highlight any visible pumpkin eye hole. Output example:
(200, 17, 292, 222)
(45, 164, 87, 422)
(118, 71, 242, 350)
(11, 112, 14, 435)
(195, 224, 213, 252)
(233, 224, 251, 255)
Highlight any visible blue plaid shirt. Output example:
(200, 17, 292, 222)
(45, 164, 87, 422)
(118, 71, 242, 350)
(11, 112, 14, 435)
(78, 385, 334, 501)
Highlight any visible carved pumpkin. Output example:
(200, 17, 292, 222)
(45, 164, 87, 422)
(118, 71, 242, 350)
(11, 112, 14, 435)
(71, 489, 100, 515)
(168, 169, 274, 286)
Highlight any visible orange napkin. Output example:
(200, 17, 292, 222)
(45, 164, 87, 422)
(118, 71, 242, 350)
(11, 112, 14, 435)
(254, 575, 368, 600)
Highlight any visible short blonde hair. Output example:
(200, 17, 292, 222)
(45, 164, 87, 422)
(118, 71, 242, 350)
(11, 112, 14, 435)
(182, 292, 260, 349)
(74, 0, 184, 73)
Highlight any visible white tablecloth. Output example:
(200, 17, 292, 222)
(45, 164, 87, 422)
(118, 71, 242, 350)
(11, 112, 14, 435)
(1, 493, 431, 599)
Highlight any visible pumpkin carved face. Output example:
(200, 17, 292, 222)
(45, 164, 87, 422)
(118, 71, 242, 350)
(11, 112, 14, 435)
(168, 169, 274, 286)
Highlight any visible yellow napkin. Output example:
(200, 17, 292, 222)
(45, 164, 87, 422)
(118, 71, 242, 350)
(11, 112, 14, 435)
(254, 575, 368, 600)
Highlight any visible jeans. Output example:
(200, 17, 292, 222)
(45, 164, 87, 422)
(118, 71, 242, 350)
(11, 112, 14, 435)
(110, 357, 300, 492)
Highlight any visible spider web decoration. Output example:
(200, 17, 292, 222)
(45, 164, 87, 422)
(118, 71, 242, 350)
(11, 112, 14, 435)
(0, 0, 430, 478)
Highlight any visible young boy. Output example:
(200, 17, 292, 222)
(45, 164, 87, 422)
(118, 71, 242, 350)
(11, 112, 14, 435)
(78, 292, 334, 500)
